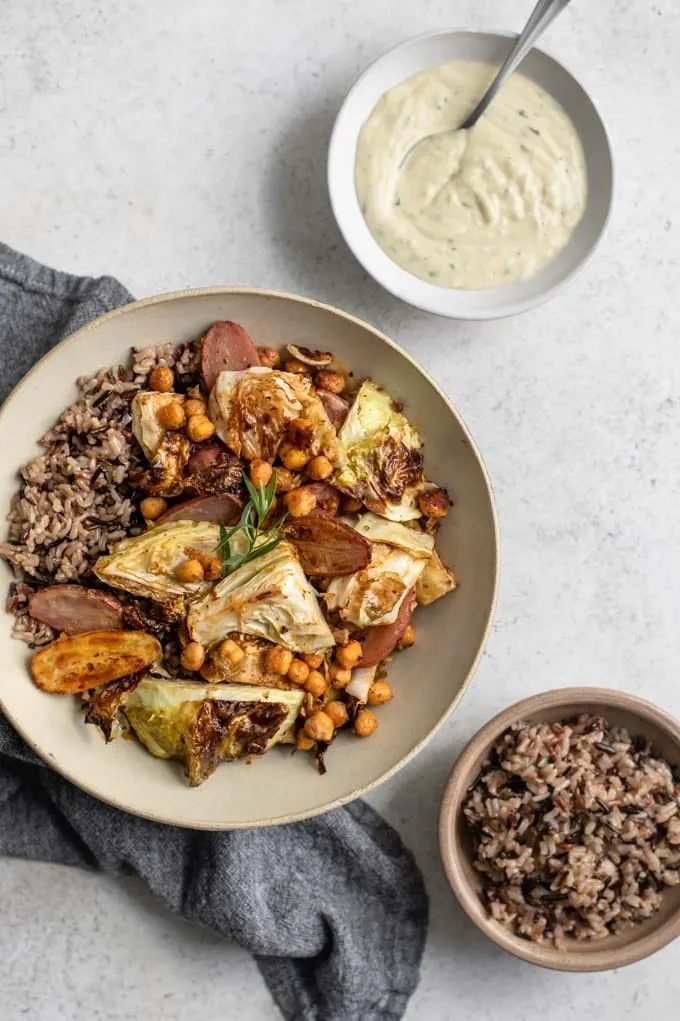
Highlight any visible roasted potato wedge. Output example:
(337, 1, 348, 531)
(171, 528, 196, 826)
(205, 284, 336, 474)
(31, 630, 162, 694)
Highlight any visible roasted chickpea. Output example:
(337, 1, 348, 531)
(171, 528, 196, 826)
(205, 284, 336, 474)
(330, 664, 352, 689)
(186, 414, 216, 443)
(140, 496, 167, 520)
(341, 496, 363, 514)
(275, 468, 296, 494)
(367, 680, 393, 706)
(149, 365, 174, 393)
(181, 642, 206, 672)
(186, 548, 223, 581)
(288, 659, 310, 685)
(219, 638, 245, 665)
(326, 700, 349, 728)
(184, 398, 207, 418)
(354, 708, 379, 737)
(418, 487, 450, 520)
(304, 670, 327, 697)
(265, 645, 294, 676)
(315, 369, 345, 394)
(158, 401, 186, 430)
(282, 447, 309, 471)
(335, 640, 363, 669)
(399, 624, 416, 649)
(175, 558, 204, 584)
(250, 459, 273, 488)
(284, 487, 317, 518)
(284, 358, 309, 375)
(296, 729, 316, 752)
(306, 455, 333, 481)
(303, 652, 324, 669)
(304, 711, 334, 744)
(257, 346, 280, 369)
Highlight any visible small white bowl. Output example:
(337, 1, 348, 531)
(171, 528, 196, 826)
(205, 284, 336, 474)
(328, 30, 614, 320)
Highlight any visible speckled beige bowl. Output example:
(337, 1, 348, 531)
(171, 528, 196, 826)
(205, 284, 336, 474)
(0, 287, 499, 829)
(440, 688, 680, 971)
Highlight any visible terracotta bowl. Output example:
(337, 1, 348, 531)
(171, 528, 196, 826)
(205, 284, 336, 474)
(439, 688, 680, 971)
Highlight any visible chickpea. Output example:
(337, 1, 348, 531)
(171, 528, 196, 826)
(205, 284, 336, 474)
(326, 700, 349, 728)
(282, 447, 309, 472)
(186, 414, 216, 443)
(175, 558, 205, 584)
(284, 487, 317, 518)
(186, 548, 223, 581)
(250, 459, 273, 488)
(140, 496, 167, 520)
(330, 664, 352, 689)
(304, 670, 327, 697)
(304, 711, 334, 744)
(265, 645, 293, 676)
(219, 638, 245, 665)
(275, 468, 296, 494)
(341, 496, 363, 514)
(284, 358, 309, 375)
(288, 659, 310, 685)
(354, 708, 379, 737)
(296, 729, 316, 752)
(418, 487, 450, 520)
(335, 640, 363, 670)
(315, 369, 345, 394)
(158, 401, 186, 430)
(399, 624, 416, 649)
(367, 680, 393, 706)
(185, 398, 207, 418)
(257, 346, 280, 369)
(303, 652, 324, 669)
(149, 365, 174, 393)
(181, 642, 206, 672)
(306, 455, 333, 481)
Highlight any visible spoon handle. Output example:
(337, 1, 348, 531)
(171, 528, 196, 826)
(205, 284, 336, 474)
(461, 0, 573, 130)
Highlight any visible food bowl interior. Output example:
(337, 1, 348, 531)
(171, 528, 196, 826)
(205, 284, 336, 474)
(328, 30, 613, 319)
(442, 691, 680, 971)
(0, 289, 498, 828)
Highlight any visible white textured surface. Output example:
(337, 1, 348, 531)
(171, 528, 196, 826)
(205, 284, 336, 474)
(1, 0, 679, 1019)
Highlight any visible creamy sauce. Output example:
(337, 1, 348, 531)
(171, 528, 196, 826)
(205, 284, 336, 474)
(355, 61, 588, 290)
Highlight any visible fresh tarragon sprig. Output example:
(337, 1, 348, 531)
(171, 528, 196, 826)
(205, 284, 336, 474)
(216, 470, 287, 577)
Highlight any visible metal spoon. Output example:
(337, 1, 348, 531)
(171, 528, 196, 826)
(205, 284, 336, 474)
(401, 0, 573, 165)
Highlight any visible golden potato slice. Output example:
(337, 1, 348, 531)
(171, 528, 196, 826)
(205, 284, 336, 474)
(31, 630, 162, 694)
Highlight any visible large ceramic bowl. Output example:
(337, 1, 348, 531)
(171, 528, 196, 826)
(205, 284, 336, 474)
(328, 29, 614, 319)
(0, 288, 499, 828)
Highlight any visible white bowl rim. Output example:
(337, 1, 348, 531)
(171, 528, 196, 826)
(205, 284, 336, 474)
(0, 285, 501, 828)
(328, 27, 615, 321)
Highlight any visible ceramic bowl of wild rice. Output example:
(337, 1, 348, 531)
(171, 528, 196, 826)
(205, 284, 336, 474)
(439, 688, 680, 971)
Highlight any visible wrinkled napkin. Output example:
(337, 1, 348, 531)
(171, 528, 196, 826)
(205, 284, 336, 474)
(0, 242, 428, 1021)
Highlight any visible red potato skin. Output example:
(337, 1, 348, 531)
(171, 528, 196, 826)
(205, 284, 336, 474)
(303, 482, 340, 518)
(186, 443, 227, 475)
(158, 493, 242, 524)
(358, 588, 416, 668)
(201, 321, 260, 391)
(284, 515, 371, 576)
(317, 388, 350, 429)
(29, 585, 123, 635)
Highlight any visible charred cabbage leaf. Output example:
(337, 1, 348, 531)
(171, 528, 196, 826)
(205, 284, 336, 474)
(84, 674, 142, 741)
(188, 540, 335, 653)
(131, 392, 190, 496)
(94, 521, 220, 602)
(324, 542, 428, 628)
(124, 678, 304, 785)
(350, 512, 435, 558)
(208, 367, 337, 462)
(132, 391, 185, 460)
(333, 381, 426, 521)
(415, 550, 458, 606)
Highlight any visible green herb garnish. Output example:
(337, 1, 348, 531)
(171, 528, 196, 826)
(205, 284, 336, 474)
(216, 470, 287, 577)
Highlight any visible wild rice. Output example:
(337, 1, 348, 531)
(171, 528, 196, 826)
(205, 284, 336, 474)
(0, 340, 200, 646)
(463, 714, 680, 946)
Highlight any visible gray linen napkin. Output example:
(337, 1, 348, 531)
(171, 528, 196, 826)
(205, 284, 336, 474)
(0, 242, 428, 1021)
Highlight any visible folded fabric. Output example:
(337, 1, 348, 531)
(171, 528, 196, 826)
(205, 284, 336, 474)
(0, 242, 428, 1021)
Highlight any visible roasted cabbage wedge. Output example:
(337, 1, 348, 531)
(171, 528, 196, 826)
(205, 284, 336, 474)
(94, 521, 220, 602)
(132, 391, 185, 460)
(131, 391, 190, 496)
(333, 380, 426, 521)
(123, 678, 304, 785)
(415, 550, 458, 606)
(324, 542, 428, 628)
(188, 540, 334, 653)
(209, 367, 338, 462)
(350, 512, 435, 557)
